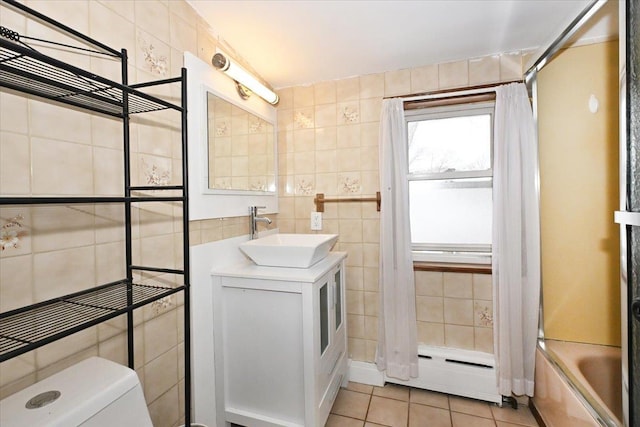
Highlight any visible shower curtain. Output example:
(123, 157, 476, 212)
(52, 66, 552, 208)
(492, 82, 540, 397)
(376, 98, 419, 380)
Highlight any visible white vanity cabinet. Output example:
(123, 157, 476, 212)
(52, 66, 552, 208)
(211, 252, 348, 427)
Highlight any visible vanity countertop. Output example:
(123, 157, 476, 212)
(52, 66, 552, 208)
(211, 251, 347, 283)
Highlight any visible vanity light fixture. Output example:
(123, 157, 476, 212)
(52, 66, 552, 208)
(211, 52, 279, 105)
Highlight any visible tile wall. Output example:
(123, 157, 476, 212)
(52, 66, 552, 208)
(0, 1, 527, 424)
(276, 52, 525, 361)
(0, 1, 263, 426)
(415, 271, 494, 353)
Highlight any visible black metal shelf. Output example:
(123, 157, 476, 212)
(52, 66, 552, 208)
(0, 38, 182, 117)
(0, 196, 186, 205)
(0, 280, 185, 362)
(0, 1, 192, 424)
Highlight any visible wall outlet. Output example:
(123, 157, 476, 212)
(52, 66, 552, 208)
(310, 212, 322, 231)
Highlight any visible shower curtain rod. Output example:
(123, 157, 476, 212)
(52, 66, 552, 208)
(523, 0, 605, 83)
(384, 79, 522, 103)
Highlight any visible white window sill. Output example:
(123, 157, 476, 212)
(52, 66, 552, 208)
(412, 252, 492, 274)
(412, 252, 491, 265)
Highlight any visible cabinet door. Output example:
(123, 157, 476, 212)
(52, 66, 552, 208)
(334, 267, 342, 332)
(316, 262, 347, 424)
(319, 279, 330, 355)
(319, 264, 344, 357)
(218, 284, 306, 425)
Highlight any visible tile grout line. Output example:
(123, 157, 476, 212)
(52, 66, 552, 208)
(363, 388, 373, 425)
(332, 385, 539, 427)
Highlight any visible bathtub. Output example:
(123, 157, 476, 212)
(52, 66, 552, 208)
(532, 340, 623, 427)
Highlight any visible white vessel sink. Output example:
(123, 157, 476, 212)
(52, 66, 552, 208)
(239, 233, 338, 268)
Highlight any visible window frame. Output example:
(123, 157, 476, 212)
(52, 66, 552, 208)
(405, 100, 495, 265)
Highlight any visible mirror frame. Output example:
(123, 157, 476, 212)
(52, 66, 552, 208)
(185, 52, 278, 220)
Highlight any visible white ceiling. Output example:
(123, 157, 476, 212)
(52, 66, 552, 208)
(187, 0, 598, 89)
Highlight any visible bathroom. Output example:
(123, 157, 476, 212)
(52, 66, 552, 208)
(0, 1, 638, 427)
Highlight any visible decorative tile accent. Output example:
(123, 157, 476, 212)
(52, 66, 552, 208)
(342, 106, 359, 123)
(1, 214, 26, 251)
(215, 121, 229, 137)
(250, 180, 267, 192)
(142, 159, 170, 186)
(296, 178, 314, 195)
(214, 178, 232, 190)
(476, 303, 493, 327)
(249, 119, 265, 133)
(340, 176, 361, 194)
(138, 34, 168, 76)
(294, 111, 314, 129)
(150, 295, 174, 315)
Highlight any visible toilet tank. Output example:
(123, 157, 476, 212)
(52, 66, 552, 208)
(0, 357, 153, 427)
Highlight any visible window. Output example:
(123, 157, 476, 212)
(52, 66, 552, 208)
(405, 101, 494, 264)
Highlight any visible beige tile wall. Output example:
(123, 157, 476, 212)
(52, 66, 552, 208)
(415, 271, 494, 353)
(277, 52, 524, 362)
(1, 0, 526, 423)
(0, 1, 263, 426)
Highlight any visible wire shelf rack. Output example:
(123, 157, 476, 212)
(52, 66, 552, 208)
(0, 280, 185, 362)
(0, 0, 192, 422)
(0, 38, 181, 117)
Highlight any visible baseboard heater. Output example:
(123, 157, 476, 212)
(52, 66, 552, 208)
(384, 345, 501, 404)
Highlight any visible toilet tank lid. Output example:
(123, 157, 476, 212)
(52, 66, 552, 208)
(0, 357, 142, 427)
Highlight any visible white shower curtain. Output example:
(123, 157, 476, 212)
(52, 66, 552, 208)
(492, 83, 540, 397)
(376, 98, 419, 380)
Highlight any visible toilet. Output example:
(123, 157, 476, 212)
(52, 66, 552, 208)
(0, 357, 153, 427)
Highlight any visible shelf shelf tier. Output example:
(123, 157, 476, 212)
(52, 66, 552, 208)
(0, 195, 186, 205)
(0, 38, 182, 117)
(0, 1, 191, 423)
(0, 280, 185, 362)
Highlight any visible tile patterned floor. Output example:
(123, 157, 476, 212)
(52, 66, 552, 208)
(327, 382, 541, 427)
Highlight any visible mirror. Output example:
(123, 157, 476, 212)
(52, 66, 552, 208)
(206, 93, 276, 192)
(185, 52, 278, 220)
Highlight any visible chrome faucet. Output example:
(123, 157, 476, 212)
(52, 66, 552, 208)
(249, 206, 272, 239)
